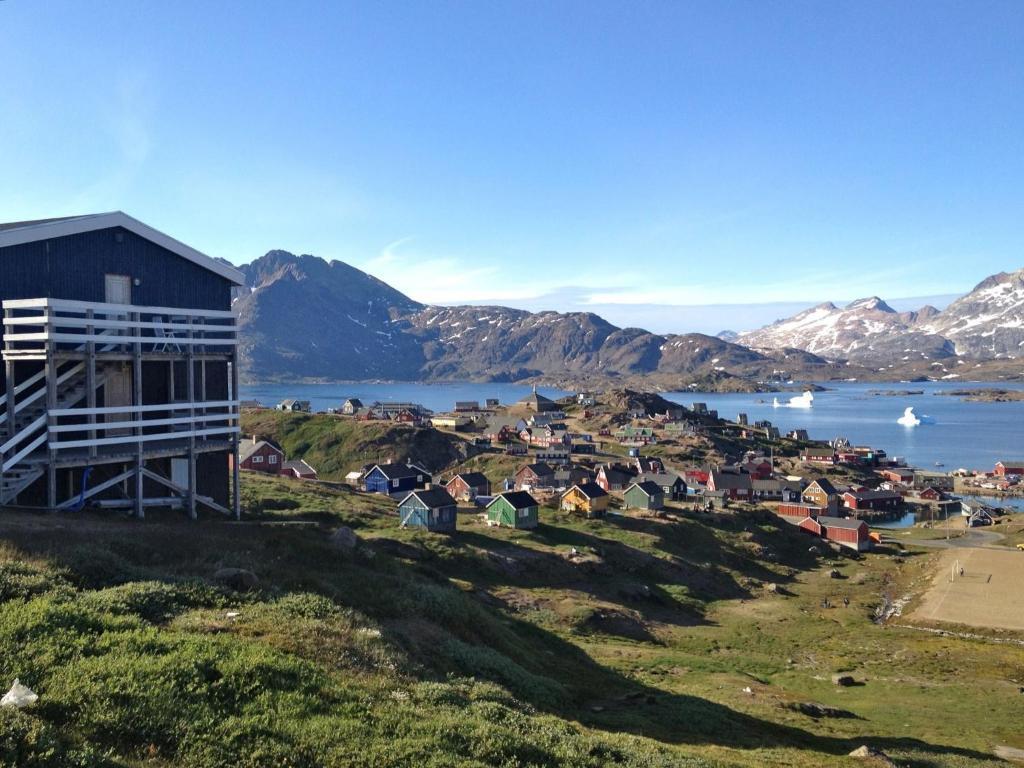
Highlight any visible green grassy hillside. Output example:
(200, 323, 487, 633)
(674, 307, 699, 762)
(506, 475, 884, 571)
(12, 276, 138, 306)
(240, 411, 472, 479)
(0, 475, 1020, 766)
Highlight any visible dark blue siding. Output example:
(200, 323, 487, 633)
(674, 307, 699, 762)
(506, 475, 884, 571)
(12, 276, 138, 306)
(0, 227, 232, 310)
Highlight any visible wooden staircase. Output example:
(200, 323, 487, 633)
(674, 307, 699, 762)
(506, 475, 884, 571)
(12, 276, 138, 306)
(0, 360, 111, 505)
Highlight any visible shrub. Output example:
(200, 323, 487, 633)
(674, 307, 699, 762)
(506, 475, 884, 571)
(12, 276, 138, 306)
(79, 581, 231, 624)
(0, 708, 113, 768)
(0, 562, 74, 603)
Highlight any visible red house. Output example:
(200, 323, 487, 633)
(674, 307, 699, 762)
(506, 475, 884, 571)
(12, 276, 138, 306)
(281, 460, 318, 480)
(817, 516, 872, 551)
(995, 461, 1024, 477)
(684, 468, 710, 486)
(800, 447, 837, 465)
(596, 465, 636, 492)
(879, 467, 914, 485)
(842, 489, 902, 513)
(233, 437, 284, 474)
(917, 486, 946, 501)
(445, 472, 491, 502)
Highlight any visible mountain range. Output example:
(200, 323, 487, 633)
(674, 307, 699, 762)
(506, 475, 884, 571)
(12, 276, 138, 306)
(737, 269, 1024, 364)
(232, 251, 1023, 383)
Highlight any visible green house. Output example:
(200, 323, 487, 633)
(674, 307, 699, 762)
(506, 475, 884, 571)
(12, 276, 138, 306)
(486, 491, 539, 529)
(623, 481, 664, 511)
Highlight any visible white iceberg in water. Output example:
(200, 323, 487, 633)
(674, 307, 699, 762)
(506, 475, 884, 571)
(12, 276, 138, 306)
(897, 407, 921, 427)
(773, 391, 814, 409)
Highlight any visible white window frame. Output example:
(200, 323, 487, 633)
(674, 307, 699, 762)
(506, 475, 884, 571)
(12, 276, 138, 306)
(268, 455, 278, 464)
(252, 455, 264, 464)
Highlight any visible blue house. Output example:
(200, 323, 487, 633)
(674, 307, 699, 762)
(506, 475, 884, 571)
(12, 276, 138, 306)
(397, 488, 458, 532)
(363, 462, 431, 495)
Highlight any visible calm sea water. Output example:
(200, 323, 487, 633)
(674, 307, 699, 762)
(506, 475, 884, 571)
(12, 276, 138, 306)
(240, 379, 1024, 473)
(239, 382, 572, 415)
(663, 381, 1024, 472)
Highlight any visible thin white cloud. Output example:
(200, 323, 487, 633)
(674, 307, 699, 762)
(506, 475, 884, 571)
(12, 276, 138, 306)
(67, 70, 156, 212)
(358, 240, 549, 304)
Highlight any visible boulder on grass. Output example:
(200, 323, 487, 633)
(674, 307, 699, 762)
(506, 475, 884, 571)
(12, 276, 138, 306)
(213, 568, 259, 592)
(831, 673, 857, 687)
(330, 526, 359, 552)
(848, 744, 895, 765)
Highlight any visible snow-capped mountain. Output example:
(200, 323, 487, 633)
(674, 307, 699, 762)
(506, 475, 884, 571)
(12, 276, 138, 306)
(918, 269, 1024, 358)
(738, 268, 1024, 363)
(737, 297, 953, 363)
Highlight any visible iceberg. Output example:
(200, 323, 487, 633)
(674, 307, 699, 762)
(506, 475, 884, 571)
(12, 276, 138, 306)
(897, 407, 920, 427)
(774, 391, 814, 409)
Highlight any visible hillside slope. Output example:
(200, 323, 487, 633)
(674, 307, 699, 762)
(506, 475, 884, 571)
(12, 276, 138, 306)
(0, 477, 1019, 767)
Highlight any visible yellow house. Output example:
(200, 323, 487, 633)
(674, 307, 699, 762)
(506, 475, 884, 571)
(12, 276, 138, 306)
(560, 482, 609, 517)
(801, 478, 840, 512)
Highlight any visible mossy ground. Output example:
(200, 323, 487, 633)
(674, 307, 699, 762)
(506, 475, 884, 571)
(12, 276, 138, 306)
(0, 472, 1021, 766)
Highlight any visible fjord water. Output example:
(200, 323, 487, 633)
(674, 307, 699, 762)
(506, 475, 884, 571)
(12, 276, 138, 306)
(240, 380, 1022, 472)
(664, 381, 1024, 472)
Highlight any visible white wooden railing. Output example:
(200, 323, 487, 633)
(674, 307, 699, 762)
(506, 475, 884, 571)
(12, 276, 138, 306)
(2, 298, 237, 358)
(48, 400, 240, 451)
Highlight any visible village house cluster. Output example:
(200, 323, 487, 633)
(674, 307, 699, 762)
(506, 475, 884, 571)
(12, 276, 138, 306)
(237, 388, 1022, 547)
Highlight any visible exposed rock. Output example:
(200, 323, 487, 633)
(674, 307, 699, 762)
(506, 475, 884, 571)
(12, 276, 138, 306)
(213, 567, 259, 591)
(789, 701, 856, 719)
(848, 744, 895, 765)
(330, 526, 359, 552)
(831, 674, 857, 687)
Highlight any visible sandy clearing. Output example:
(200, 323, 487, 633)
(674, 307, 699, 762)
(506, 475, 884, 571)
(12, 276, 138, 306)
(910, 547, 1024, 631)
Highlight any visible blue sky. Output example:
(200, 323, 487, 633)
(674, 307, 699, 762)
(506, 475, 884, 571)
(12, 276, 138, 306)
(1, 1, 1022, 333)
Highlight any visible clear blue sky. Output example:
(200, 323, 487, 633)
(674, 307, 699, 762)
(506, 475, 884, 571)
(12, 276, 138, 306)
(1, 1, 1021, 332)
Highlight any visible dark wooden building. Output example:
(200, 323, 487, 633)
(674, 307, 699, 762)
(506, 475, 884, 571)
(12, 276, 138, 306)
(0, 212, 243, 516)
(363, 462, 431, 495)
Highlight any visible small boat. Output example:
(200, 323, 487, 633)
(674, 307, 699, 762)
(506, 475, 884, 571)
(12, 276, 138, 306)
(935, 461, 944, 467)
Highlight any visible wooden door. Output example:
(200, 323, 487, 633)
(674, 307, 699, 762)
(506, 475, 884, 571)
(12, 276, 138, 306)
(104, 274, 132, 305)
(104, 363, 132, 436)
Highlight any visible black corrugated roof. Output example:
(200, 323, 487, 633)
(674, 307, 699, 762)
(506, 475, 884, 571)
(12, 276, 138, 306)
(404, 488, 457, 508)
(492, 491, 538, 509)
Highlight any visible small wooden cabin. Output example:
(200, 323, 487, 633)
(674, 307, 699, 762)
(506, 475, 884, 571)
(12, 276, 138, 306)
(817, 516, 871, 551)
(560, 482, 609, 517)
(486, 490, 539, 529)
(397, 487, 458, 532)
(445, 472, 491, 502)
(623, 481, 664, 511)
(515, 462, 555, 491)
(235, 437, 283, 474)
(281, 459, 318, 480)
(364, 462, 431, 495)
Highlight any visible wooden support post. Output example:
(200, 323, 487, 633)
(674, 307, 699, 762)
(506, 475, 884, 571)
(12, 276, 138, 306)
(3, 309, 14, 493)
(45, 306, 57, 510)
(86, 308, 97, 459)
(186, 314, 196, 520)
(231, 354, 241, 520)
(132, 311, 143, 519)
